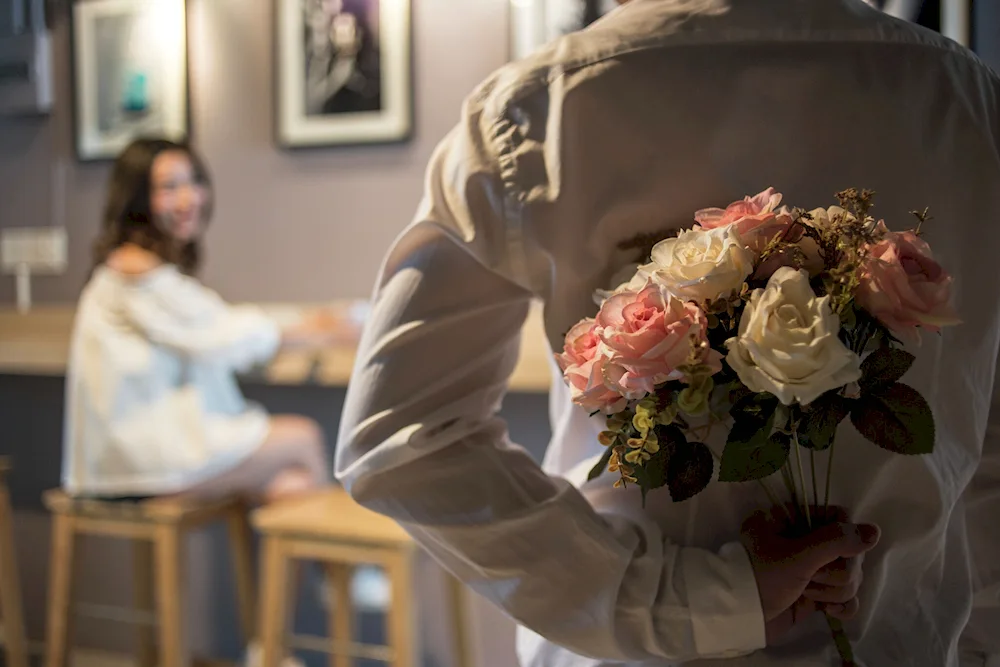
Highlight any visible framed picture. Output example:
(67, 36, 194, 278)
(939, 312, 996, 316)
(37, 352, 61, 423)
(509, 0, 973, 60)
(509, 0, 623, 61)
(275, 0, 412, 148)
(71, 0, 189, 162)
(865, 0, 973, 47)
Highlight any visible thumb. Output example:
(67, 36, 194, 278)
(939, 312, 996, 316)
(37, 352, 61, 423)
(791, 522, 881, 572)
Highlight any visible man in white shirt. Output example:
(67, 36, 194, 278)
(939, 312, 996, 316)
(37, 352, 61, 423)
(336, 0, 1000, 664)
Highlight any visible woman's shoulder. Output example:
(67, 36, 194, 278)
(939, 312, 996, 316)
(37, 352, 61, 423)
(105, 245, 165, 277)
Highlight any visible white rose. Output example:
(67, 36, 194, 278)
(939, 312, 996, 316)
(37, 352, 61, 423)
(645, 226, 754, 304)
(724, 267, 862, 406)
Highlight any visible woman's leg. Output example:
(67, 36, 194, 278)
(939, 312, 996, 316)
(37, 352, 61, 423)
(180, 415, 331, 503)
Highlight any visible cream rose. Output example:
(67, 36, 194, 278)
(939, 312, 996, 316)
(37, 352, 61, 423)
(644, 226, 754, 304)
(725, 267, 862, 406)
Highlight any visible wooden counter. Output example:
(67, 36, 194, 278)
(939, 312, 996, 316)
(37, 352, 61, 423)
(0, 302, 554, 393)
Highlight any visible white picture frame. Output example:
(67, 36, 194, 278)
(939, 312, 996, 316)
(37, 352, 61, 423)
(509, 0, 621, 61)
(275, 0, 412, 148)
(865, 0, 971, 46)
(510, 0, 973, 62)
(71, 0, 189, 162)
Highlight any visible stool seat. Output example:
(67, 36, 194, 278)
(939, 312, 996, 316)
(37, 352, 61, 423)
(253, 487, 472, 667)
(251, 488, 410, 544)
(43, 489, 256, 667)
(44, 490, 241, 526)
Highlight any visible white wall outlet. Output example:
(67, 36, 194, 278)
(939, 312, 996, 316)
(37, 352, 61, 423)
(1, 226, 68, 274)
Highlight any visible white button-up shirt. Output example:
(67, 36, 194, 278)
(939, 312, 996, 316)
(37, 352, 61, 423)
(336, 1, 1000, 665)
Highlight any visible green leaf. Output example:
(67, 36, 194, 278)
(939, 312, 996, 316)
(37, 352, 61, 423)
(798, 393, 853, 451)
(860, 347, 915, 392)
(720, 431, 791, 482)
(730, 392, 779, 427)
(850, 382, 935, 455)
(587, 445, 615, 482)
(666, 441, 715, 502)
(634, 451, 668, 505)
(634, 426, 686, 506)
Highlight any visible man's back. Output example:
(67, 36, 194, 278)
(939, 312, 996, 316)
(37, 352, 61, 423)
(337, 1, 1000, 665)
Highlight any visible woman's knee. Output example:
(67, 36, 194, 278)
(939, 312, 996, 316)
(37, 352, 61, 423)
(268, 415, 329, 478)
(264, 468, 318, 502)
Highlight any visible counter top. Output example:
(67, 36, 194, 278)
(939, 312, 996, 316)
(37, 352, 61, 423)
(0, 302, 554, 393)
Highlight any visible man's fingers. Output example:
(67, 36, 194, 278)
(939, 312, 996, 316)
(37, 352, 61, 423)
(817, 505, 851, 524)
(793, 522, 881, 572)
(821, 597, 861, 621)
(765, 597, 819, 645)
(803, 579, 862, 604)
(811, 556, 863, 586)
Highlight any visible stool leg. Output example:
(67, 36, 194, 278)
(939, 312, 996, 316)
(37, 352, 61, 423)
(259, 536, 291, 667)
(447, 574, 473, 667)
(44, 514, 77, 667)
(133, 539, 157, 667)
(154, 524, 188, 667)
(385, 551, 416, 667)
(227, 507, 257, 643)
(0, 482, 28, 667)
(326, 563, 353, 667)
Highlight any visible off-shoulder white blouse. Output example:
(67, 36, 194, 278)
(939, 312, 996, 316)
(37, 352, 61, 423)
(62, 265, 279, 496)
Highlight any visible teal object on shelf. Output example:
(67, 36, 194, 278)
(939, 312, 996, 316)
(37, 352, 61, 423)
(122, 70, 149, 113)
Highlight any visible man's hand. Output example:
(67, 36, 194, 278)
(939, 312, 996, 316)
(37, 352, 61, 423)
(740, 506, 881, 645)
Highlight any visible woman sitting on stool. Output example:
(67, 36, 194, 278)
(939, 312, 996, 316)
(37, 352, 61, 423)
(63, 137, 336, 504)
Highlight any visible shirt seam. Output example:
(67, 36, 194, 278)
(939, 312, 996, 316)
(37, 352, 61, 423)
(503, 36, 998, 110)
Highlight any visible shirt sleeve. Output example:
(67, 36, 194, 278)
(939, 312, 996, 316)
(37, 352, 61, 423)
(121, 269, 280, 371)
(960, 351, 1000, 662)
(334, 93, 767, 663)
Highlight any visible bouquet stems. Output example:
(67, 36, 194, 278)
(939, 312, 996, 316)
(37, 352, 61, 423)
(785, 431, 857, 667)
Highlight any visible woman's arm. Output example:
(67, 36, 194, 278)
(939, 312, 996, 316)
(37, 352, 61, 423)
(119, 262, 281, 370)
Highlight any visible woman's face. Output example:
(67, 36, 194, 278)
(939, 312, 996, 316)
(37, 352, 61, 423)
(150, 150, 206, 243)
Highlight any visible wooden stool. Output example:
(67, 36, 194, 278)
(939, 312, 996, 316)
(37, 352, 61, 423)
(0, 459, 28, 667)
(43, 491, 257, 667)
(252, 487, 473, 667)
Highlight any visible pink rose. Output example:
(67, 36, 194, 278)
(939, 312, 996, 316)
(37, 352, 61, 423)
(695, 188, 795, 254)
(856, 231, 960, 345)
(557, 319, 627, 414)
(596, 285, 721, 398)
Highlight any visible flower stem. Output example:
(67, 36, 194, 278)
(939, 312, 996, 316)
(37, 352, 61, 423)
(757, 480, 781, 512)
(810, 449, 819, 511)
(826, 614, 858, 666)
(825, 439, 837, 512)
(781, 463, 799, 516)
(792, 429, 812, 529)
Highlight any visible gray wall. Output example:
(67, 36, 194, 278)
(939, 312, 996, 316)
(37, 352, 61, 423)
(0, 0, 510, 305)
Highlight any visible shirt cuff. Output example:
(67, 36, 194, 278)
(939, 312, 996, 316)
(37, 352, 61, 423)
(685, 540, 767, 658)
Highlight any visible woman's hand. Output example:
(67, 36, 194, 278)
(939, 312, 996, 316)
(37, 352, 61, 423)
(280, 309, 345, 349)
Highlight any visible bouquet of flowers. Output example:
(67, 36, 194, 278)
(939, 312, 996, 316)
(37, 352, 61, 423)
(556, 188, 960, 665)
